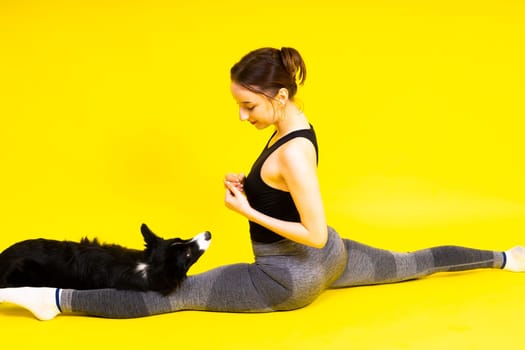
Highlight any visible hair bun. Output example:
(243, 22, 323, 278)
(280, 47, 306, 86)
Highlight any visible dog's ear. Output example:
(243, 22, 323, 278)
(141, 223, 160, 246)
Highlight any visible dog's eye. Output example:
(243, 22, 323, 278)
(185, 248, 191, 258)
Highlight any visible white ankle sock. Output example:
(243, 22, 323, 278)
(0, 287, 61, 320)
(503, 246, 525, 272)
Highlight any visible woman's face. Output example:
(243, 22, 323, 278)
(230, 81, 278, 130)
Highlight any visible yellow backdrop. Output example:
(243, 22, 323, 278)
(1, 1, 524, 349)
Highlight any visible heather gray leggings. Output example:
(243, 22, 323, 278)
(59, 227, 504, 318)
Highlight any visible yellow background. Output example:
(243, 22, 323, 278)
(1, 1, 524, 348)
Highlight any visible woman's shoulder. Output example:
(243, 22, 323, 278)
(280, 125, 318, 161)
(278, 135, 318, 168)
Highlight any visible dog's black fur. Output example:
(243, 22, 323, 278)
(0, 224, 211, 295)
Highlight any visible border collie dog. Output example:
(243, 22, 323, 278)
(0, 224, 211, 295)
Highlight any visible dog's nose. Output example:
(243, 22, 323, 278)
(194, 231, 211, 251)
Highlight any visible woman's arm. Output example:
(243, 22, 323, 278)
(224, 139, 327, 248)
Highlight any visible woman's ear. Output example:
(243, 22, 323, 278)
(276, 88, 289, 105)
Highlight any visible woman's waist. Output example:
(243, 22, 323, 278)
(252, 226, 342, 258)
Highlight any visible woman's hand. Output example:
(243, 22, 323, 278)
(224, 174, 251, 216)
(224, 173, 245, 192)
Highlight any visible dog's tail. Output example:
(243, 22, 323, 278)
(0, 252, 12, 287)
(0, 249, 31, 288)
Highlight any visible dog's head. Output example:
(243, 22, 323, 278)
(140, 223, 211, 293)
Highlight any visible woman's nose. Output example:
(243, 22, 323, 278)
(239, 109, 249, 121)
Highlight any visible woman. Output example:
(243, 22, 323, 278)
(1, 47, 524, 320)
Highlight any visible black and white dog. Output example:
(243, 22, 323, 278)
(0, 224, 211, 295)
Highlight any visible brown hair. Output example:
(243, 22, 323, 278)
(230, 47, 306, 100)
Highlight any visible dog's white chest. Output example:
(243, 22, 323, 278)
(135, 263, 149, 279)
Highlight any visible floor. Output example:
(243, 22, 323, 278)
(1, 217, 524, 349)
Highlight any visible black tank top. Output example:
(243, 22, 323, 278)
(244, 126, 318, 243)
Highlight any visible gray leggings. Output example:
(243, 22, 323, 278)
(59, 227, 503, 318)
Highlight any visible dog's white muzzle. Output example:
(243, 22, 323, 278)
(192, 231, 211, 251)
